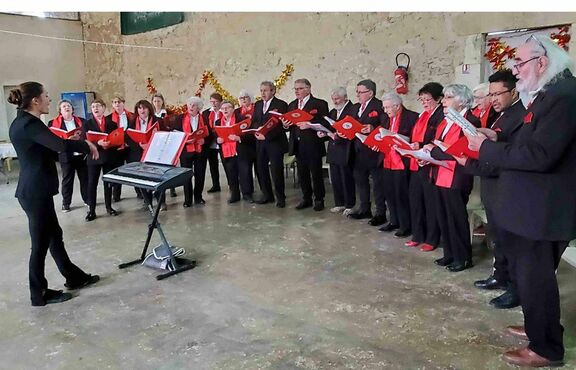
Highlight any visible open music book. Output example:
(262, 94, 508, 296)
(395, 147, 450, 168)
(446, 108, 479, 137)
(141, 131, 188, 165)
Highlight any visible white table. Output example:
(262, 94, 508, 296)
(0, 142, 17, 183)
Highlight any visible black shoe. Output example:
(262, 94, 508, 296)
(313, 200, 325, 211)
(194, 198, 206, 205)
(276, 199, 286, 208)
(348, 211, 373, 220)
(243, 194, 254, 203)
(446, 260, 473, 272)
(85, 211, 96, 222)
(228, 196, 241, 204)
(65, 274, 100, 290)
(183, 203, 192, 208)
(295, 200, 313, 210)
(434, 257, 453, 267)
(368, 214, 387, 226)
(32, 289, 73, 307)
(490, 291, 520, 309)
(474, 275, 508, 290)
(255, 197, 273, 205)
(207, 187, 221, 193)
(170, 189, 177, 197)
(62, 204, 71, 213)
(394, 229, 411, 238)
(379, 223, 399, 232)
(106, 208, 119, 216)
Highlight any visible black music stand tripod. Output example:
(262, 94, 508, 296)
(118, 192, 196, 280)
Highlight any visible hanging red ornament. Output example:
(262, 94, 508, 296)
(550, 25, 571, 51)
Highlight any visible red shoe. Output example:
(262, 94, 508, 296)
(420, 243, 436, 252)
(404, 240, 420, 247)
(502, 347, 563, 367)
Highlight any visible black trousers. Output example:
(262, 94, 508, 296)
(238, 154, 255, 196)
(222, 156, 241, 198)
(18, 197, 89, 305)
(383, 169, 411, 231)
(485, 206, 510, 285)
(435, 186, 471, 263)
(296, 153, 325, 202)
(205, 148, 220, 189)
(60, 155, 88, 206)
(87, 163, 115, 213)
(180, 153, 207, 205)
(112, 149, 128, 200)
(354, 165, 387, 216)
(497, 228, 568, 361)
(256, 144, 285, 202)
(329, 163, 355, 209)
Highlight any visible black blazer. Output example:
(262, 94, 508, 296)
(125, 115, 161, 163)
(464, 100, 525, 208)
(326, 100, 357, 166)
(480, 70, 576, 241)
(252, 96, 289, 154)
(82, 115, 120, 165)
(234, 108, 257, 161)
(353, 97, 385, 169)
(287, 95, 330, 158)
(9, 110, 89, 199)
(201, 109, 219, 152)
(47, 115, 86, 163)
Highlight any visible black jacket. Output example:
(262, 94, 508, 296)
(480, 70, 576, 240)
(82, 116, 120, 165)
(9, 110, 89, 199)
(287, 95, 330, 158)
(252, 96, 289, 154)
(47, 115, 86, 163)
(353, 98, 385, 169)
(326, 100, 357, 166)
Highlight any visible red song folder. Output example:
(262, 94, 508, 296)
(214, 123, 243, 142)
(357, 129, 412, 153)
(444, 136, 479, 160)
(49, 127, 81, 139)
(185, 127, 209, 143)
(242, 117, 280, 137)
(126, 123, 159, 144)
(332, 115, 364, 140)
(86, 128, 125, 147)
(270, 109, 314, 125)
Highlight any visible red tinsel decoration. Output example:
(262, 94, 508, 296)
(551, 25, 571, 51)
(195, 71, 211, 97)
(484, 37, 516, 71)
(146, 77, 157, 95)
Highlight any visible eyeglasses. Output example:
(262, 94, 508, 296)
(512, 56, 540, 71)
(487, 89, 512, 98)
(294, 87, 308, 91)
(356, 90, 371, 94)
(528, 34, 548, 56)
(473, 95, 487, 100)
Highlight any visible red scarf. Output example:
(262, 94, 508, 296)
(208, 110, 220, 128)
(383, 109, 405, 170)
(240, 104, 254, 119)
(111, 110, 134, 126)
(136, 115, 154, 131)
(183, 113, 206, 153)
(220, 114, 238, 158)
(94, 115, 106, 132)
(51, 115, 83, 130)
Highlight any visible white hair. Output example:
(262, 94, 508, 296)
(381, 92, 403, 105)
(444, 84, 474, 109)
(472, 82, 489, 96)
(330, 86, 348, 99)
(238, 89, 254, 102)
(186, 96, 204, 110)
(527, 35, 575, 91)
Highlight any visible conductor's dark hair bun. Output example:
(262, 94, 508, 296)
(7, 82, 44, 109)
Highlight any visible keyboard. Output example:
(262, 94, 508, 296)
(103, 162, 193, 192)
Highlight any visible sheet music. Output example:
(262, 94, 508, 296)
(143, 131, 186, 165)
(433, 139, 448, 152)
(395, 147, 450, 168)
(379, 128, 410, 145)
(308, 123, 333, 133)
(323, 116, 336, 125)
(446, 108, 479, 137)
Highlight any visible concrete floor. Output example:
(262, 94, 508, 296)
(0, 164, 574, 369)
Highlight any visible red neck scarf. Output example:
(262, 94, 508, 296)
(183, 113, 204, 133)
(52, 115, 82, 130)
(411, 110, 431, 143)
(136, 115, 153, 131)
(221, 114, 236, 127)
(390, 108, 402, 133)
(208, 110, 220, 128)
(112, 110, 134, 126)
(240, 104, 254, 118)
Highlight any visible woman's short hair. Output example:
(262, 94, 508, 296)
(443, 84, 474, 109)
(220, 99, 236, 108)
(381, 92, 403, 105)
(186, 96, 204, 110)
(134, 100, 155, 116)
(238, 89, 254, 102)
(58, 99, 74, 112)
(151, 93, 165, 109)
(418, 82, 444, 101)
(91, 98, 106, 107)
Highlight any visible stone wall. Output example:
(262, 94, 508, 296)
(80, 12, 576, 112)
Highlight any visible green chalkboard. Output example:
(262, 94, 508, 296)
(120, 12, 184, 35)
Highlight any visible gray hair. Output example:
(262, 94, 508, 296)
(330, 86, 348, 99)
(294, 78, 311, 87)
(220, 99, 236, 108)
(472, 83, 489, 97)
(186, 96, 204, 110)
(527, 35, 575, 91)
(381, 92, 403, 105)
(443, 84, 474, 109)
(58, 99, 74, 111)
(260, 81, 276, 92)
(238, 89, 253, 102)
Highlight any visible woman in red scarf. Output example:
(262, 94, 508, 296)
(233, 90, 257, 202)
(215, 100, 242, 203)
(107, 96, 134, 202)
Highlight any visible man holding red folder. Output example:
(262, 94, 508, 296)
(285, 78, 330, 211)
